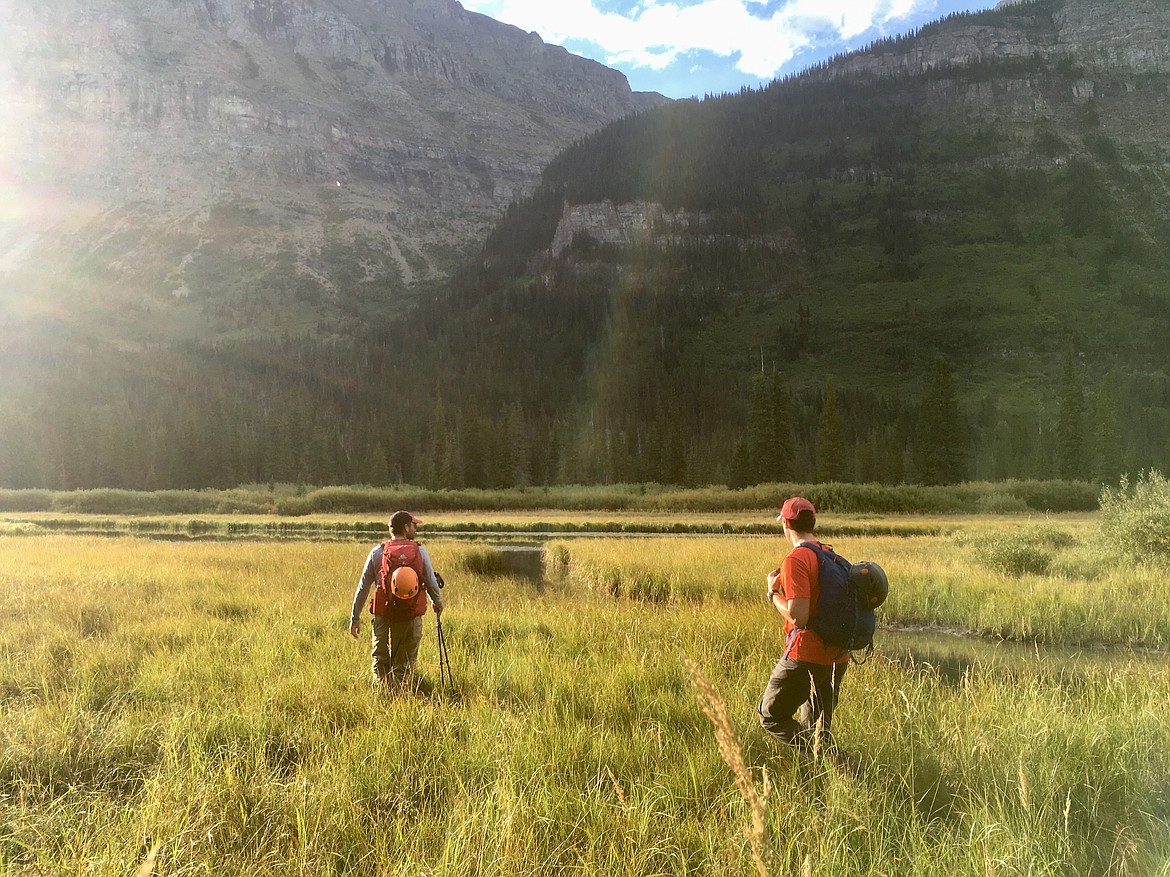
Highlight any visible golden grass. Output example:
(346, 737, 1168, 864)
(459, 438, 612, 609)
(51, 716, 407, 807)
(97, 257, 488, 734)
(1, 523, 1168, 876)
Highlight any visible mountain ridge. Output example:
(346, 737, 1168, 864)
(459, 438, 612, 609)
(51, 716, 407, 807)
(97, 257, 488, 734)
(819, 0, 1170, 80)
(0, 0, 666, 341)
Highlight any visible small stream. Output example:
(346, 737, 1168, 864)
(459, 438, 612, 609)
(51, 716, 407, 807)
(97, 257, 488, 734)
(877, 627, 1166, 676)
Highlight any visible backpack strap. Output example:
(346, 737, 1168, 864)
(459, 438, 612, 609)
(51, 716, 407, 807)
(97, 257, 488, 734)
(793, 540, 853, 663)
(792, 540, 830, 620)
(780, 542, 822, 660)
(377, 540, 393, 584)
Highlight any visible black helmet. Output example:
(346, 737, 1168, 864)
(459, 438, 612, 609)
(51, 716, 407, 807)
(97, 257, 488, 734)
(850, 561, 889, 608)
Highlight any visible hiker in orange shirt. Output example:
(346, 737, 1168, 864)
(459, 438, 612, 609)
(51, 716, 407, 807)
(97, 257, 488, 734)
(758, 497, 850, 752)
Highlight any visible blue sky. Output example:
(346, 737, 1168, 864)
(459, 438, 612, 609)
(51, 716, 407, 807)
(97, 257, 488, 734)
(460, 0, 1003, 99)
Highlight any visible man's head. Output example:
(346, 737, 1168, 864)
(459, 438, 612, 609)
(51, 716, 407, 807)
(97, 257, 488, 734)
(389, 510, 422, 537)
(777, 497, 816, 534)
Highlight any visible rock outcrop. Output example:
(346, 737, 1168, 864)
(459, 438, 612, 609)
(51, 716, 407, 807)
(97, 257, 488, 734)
(823, 0, 1170, 80)
(546, 201, 797, 259)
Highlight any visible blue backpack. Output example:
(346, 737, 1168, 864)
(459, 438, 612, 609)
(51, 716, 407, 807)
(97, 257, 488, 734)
(798, 542, 877, 654)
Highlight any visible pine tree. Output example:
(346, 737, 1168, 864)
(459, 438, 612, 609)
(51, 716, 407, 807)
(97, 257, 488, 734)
(816, 378, 850, 483)
(745, 373, 795, 484)
(664, 402, 688, 487)
(460, 413, 487, 488)
(505, 403, 532, 487)
(429, 402, 461, 489)
(768, 375, 796, 481)
(727, 437, 752, 489)
(1089, 368, 1125, 484)
(363, 441, 391, 486)
(915, 359, 967, 485)
(1056, 349, 1087, 479)
(745, 374, 776, 483)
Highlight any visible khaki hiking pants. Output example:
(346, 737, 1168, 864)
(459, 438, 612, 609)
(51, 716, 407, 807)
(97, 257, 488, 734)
(371, 615, 423, 685)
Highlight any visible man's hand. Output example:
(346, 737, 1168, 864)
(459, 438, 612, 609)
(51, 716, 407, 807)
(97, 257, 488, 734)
(349, 620, 361, 639)
(766, 570, 781, 602)
(434, 603, 444, 616)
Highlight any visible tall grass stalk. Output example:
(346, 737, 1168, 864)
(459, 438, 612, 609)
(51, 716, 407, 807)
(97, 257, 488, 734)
(684, 656, 770, 877)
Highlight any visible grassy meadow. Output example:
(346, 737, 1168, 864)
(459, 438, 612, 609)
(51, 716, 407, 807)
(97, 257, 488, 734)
(2, 515, 1169, 876)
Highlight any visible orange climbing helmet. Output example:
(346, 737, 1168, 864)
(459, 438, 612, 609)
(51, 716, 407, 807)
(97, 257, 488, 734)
(390, 565, 420, 600)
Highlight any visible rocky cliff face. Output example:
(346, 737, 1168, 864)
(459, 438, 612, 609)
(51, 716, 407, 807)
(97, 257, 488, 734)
(826, 0, 1170, 80)
(0, 0, 666, 339)
(544, 0, 1169, 260)
(546, 201, 798, 262)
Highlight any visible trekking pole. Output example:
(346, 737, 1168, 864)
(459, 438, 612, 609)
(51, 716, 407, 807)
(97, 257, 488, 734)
(436, 617, 453, 689)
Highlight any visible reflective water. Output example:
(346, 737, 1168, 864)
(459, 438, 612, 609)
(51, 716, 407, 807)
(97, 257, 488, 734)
(878, 627, 1165, 678)
(491, 545, 546, 582)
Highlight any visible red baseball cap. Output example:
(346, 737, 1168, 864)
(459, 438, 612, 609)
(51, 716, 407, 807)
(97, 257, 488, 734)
(777, 497, 816, 522)
(390, 510, 423, 531)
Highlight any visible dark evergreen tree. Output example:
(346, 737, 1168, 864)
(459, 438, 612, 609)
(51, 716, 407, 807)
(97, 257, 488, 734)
(816, 378, 850, 483)
(915, 359, 967, 485)
(746, 374, 778, 483)
(768, 376, 797, 482)
(363, 442, 391, 486)
(727, 437, 753, 490)
(1089, 368, 1125, 485)
(745, 373, 796, 484)
(1056, 349, 1087, 479)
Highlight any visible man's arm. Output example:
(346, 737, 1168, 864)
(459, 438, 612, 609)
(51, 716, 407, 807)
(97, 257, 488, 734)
(766, 552, 813, 628)
(418, 545, 444, 615)
(348, 546, 381, 637)
(767, 591, 810, 627)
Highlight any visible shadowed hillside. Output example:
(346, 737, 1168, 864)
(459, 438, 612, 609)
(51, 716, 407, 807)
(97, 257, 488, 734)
(2, 0, 1168, 490)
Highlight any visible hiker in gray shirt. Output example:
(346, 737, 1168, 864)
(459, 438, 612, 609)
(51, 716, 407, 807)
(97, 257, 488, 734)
(349, 511, 443, 687)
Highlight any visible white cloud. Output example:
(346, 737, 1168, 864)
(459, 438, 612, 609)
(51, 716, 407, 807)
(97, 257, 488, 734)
(461, 0, 940, 79)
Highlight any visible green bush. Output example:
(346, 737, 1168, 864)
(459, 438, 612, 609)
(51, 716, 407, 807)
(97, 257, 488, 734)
(999, 479, 1099, 512)
(214, 499, 267, 514)
(970, 532, 1053, 576)
(0, 521, 40, 534)
(975, 492, 1031, 514)
(49, 489, 215, 515)
(0, 480, 1103, 517)
(1029, 526, 1078, 550)
(1100, 471, 1170, 561)
(273, 497, 314, 516)
(458, 548, 511, 577)
(0, 490, 53, 512)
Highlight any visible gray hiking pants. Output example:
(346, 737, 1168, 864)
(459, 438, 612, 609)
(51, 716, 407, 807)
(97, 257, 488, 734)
(371, 615, 424, 685)
(758, 657, 847, 750)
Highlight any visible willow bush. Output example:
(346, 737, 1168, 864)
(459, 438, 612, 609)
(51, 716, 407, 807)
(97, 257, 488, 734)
(1100, 470, 1170, 561)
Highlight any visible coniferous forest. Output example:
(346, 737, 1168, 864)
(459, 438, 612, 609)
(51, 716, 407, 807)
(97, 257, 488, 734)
(2, 8, 1170, 492)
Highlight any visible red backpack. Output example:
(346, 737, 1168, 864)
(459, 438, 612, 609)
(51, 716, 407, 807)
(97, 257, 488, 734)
(369, 539, 428, 620)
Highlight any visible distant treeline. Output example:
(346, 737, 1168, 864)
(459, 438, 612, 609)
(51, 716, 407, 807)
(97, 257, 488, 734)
(0, 479, 1100, 517)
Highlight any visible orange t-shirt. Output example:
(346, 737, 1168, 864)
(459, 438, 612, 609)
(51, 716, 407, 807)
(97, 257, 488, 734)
(770, 541, 850, 665)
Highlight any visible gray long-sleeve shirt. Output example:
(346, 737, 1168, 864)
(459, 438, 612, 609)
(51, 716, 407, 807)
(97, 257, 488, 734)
(350, 541, 443, 625)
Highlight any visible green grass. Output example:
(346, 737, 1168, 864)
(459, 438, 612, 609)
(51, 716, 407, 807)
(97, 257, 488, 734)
(2, 526, 1169, 875)
(0, 480, 1101, 517)
(556, 522, 1170, 650)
